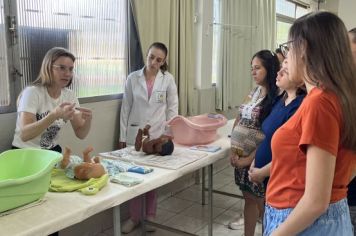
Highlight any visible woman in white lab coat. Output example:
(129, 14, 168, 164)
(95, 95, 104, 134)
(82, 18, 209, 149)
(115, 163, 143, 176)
(118, 42, 178, 147)
(119, 42, 178, 233)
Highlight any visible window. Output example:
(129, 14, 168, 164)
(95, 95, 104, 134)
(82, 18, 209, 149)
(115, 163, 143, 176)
(276, 21, 292, 46)
(0, 0, 128, 113)
(276, 0, 311, 46)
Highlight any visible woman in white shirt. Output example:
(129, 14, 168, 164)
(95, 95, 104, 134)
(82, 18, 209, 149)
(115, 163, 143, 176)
(119, 42, 178, 233)
(119, 42, 178, 147)
(12, 47, 92, 153)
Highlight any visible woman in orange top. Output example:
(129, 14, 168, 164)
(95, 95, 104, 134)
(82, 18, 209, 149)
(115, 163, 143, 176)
(264, 12, 356, 236)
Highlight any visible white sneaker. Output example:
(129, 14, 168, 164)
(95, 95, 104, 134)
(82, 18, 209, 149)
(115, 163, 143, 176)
(228, 217, 244, 230)
(145, 216, 156, 232)
(121, 219, 139, 234)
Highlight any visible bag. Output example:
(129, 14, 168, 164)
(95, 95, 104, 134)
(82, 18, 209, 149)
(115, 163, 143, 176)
(230, 124, 265, 157)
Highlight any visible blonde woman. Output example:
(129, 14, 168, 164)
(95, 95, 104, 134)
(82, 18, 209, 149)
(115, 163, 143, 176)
(12, 47, 92, 153)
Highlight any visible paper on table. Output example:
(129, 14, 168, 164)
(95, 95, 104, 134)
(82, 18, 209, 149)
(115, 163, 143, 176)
(190, 145, 221, 152)
(100, 147, 207, 170)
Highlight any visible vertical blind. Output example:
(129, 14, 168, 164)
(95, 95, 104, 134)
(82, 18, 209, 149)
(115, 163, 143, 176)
(0, 0, 10, 106)
(16, 0, 128, 98)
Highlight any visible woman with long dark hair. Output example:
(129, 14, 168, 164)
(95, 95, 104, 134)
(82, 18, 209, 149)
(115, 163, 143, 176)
(228, 50, 280, 236)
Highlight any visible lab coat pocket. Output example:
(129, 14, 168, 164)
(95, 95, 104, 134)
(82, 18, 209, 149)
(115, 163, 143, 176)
(153, 91, 166, 103)
(126, 124, 140, 146)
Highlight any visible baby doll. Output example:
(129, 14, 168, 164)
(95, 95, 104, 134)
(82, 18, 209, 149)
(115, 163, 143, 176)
(61, 146, 106, 180)
(135, 125, 174, 156)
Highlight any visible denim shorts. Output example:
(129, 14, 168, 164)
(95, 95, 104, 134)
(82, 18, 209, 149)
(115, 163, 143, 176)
(263, 198, 353, 236)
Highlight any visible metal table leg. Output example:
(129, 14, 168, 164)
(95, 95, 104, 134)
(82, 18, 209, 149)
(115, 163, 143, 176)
(113, 205, 121, 236)
(202, 167, 206, 205)
(208, 164, 213, 236)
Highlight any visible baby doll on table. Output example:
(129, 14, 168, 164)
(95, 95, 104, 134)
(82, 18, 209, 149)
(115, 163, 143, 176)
(60, 146, 106, 180)
(135, 125, 174, 156)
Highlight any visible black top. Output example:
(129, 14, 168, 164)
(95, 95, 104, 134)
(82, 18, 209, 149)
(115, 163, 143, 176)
(348, 177, 356, 206)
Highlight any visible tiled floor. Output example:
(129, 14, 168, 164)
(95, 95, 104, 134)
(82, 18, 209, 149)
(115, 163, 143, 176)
(103, 165, 262, 236)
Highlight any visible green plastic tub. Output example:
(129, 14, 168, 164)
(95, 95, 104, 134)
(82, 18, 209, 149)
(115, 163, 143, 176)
(0, 148, 62, 213)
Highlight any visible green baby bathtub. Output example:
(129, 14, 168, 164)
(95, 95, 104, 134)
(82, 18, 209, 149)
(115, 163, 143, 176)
(0, 148, 62, 213)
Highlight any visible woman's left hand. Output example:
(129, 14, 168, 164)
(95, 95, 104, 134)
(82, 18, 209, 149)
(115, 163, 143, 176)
(248, 167, 265, 183)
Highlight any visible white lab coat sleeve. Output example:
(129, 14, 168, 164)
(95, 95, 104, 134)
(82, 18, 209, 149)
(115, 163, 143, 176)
(166, 75, 179, 121)
(119, 76, 133, 142)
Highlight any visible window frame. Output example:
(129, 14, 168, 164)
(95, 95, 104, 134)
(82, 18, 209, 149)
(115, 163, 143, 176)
(276, 0, 310, 47)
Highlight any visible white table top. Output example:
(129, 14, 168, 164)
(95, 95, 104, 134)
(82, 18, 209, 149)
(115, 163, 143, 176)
(0, 120, 233, 236)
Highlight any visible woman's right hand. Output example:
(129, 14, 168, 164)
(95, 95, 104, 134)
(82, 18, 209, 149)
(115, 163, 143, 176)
(118, 141, 126, 149)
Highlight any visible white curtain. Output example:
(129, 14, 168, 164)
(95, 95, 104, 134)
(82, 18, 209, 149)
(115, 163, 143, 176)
(215, 0, 276, 111)
(130, 0, 196, 116)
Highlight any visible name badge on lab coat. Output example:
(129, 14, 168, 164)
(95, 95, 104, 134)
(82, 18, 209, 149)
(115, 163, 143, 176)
(154, 91, 166, 103)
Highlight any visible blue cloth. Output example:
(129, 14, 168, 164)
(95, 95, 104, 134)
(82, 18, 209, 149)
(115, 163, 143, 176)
(127, 166, 153, 174)
(254, 95, 304, 169)
(263, 198, 353, 236)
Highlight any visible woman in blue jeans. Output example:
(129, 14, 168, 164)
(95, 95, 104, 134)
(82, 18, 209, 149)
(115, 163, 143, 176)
(264, 12, 355, 236)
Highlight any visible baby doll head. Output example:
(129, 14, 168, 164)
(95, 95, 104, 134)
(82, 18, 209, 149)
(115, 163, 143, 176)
(155, 139, 174, 156)
(74, 163, 106, 180)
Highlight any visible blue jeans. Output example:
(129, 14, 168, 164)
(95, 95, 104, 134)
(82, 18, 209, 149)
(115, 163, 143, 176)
(264, 198, 353, 236)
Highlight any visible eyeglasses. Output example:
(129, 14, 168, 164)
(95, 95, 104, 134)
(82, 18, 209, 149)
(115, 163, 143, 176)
(52, 64, 75, 74)
(279, 40, 294, 58)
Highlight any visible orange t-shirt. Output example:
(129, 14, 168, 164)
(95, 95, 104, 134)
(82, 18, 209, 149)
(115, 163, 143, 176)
(266, 87, 356, 208)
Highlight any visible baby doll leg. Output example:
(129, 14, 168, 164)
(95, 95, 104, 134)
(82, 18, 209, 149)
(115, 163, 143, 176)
(61, 147, 72, 169)
(135, 129, 143, 151)
(143, 125, 151, 137)
(83, 146, 94, 163)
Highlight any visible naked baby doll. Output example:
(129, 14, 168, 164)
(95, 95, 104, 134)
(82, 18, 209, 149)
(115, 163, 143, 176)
(134, 125, 174, 156)
(61, 146, 106, 180)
